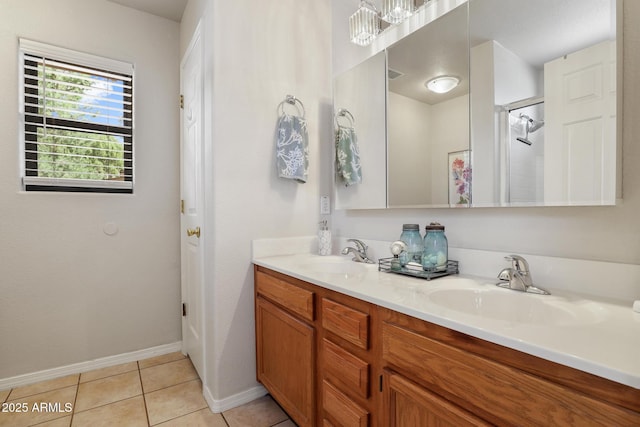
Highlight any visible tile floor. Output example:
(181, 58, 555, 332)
(0, 352, 296, 427)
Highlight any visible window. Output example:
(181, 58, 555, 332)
(20, 39, 134, 193)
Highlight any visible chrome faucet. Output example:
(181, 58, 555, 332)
(497, 255, 550, 295)
(341, 239, 375, 264)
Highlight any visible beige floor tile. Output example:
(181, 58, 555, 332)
(138, 352, 186, 370)
(0, 386, 75, 427)
(274, 420, 297, 427)
(0, 389, 9, 403)
(155, 408, 227, 427)
(140, 358, 198, 393)
(223, 395, 288, 427)
(8, 375, 79, 400)
(31, 416, 72, 426)
(80, 362, 138, 383)
(74, 371, 141, 412)
(71, 395, 147, 427)
(145, 380, 207, 426)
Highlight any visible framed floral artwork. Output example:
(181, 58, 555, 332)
(448, 150, 471, 205)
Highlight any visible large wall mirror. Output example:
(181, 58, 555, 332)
(470, 0, 618, 207)
(334, 51, 387, 210)
(333, 0, 619, 209)
(387, 3, 469, 208)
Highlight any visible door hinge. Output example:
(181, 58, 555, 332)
(180, 199, 185, 214)
(180, 94, 184, 109)
(182, 303, 187, 317)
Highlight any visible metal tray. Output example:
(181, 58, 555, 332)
(378, 258, 459, 281)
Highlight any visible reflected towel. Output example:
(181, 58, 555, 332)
(335, 126, 362, 186)
(275, 114, 309, 183)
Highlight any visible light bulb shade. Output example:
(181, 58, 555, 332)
(381, 0, 415, 24)
(349, 1, 380, 46)
(425, 76, 460, 94)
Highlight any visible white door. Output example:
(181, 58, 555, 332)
(180, 23, 205, 379)
(544, 40, 616, 205)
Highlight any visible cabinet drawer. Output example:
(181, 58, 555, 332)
(322, 339, 369, 399)
(323, 380, 369, 427)
(382, 322, 640, 426)
(256, 270, 314, 322)
(322, 298, 368, 349)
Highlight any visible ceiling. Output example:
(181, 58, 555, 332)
(107, 0, 188, 22)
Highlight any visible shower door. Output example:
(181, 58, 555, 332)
(507, 103, 545, 204)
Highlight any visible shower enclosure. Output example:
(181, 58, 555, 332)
(500, 98, 545, 204)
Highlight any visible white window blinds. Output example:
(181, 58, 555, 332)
(20, 39, 134, 193)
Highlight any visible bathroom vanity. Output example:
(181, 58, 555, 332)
(253, 254, 640, 426)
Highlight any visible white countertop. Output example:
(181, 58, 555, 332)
(253, 253, 640, 389)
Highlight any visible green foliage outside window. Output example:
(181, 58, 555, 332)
(35, 65, 126, 181)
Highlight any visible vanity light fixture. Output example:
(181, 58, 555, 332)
(381, 0, 415, 24)
(349, 0, 380, 46)
(425, 75, 460, 94)
(349, 0, 433, 46)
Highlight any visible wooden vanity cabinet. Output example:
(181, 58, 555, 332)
(255, 265, 640, 426)
(255, 265, 380, 427)
(380, 307, 640, 426)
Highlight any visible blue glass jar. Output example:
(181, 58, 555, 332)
(399, 224, 422, 266)
(422, 223, 448, 271)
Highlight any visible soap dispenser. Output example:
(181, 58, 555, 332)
(318, 220, 332, 256)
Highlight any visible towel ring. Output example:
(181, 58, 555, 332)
(278, 95, 306, 118)
(334, 108, 355, 128)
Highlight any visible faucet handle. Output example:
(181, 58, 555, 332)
(347, 238, 367, 253)
(504, 255, 529, 273)
(497, 267, 514, 282)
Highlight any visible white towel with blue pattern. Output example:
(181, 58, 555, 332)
(275, 114, 309, 183)
(335, 125, 362, 186)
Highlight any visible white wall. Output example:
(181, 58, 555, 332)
(181, 0, 332, 404)
(331, 1, 640, 267)
(388, 92, 432, 207)
(429, 94, 470, 205)
(0, 0, 181, 379)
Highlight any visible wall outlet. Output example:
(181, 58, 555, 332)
(320, 195, 331, 215)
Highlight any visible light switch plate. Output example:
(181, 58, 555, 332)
(320, 196, 330, 214)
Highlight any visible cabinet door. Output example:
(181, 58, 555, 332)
(383, 370, 489, 427)
(256, 297, 315, 427)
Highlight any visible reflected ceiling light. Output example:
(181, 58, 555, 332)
(425, 76, 460, 94)
(349, 1, 380, 46)
(381, 0, 415, 24)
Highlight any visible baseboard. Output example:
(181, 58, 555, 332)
(203, 383, 268, 413)
(0, 341, 183, 391)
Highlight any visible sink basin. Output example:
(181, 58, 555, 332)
(428, 288, 607, 326)
(299, 256, 370, 277)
